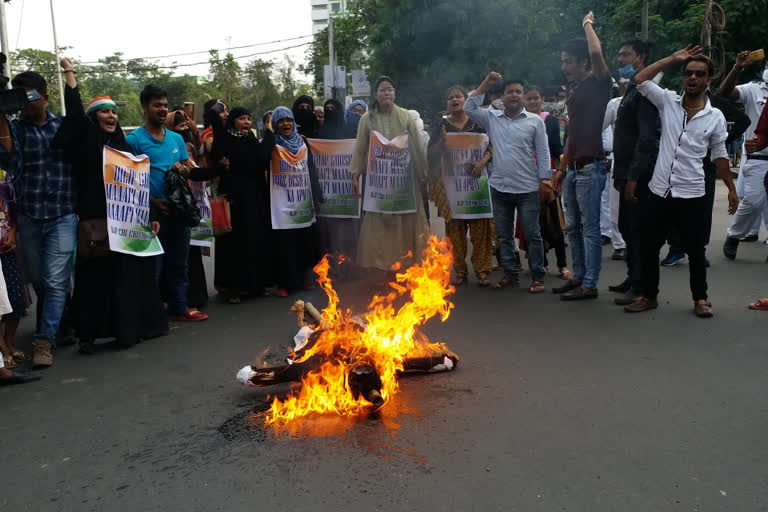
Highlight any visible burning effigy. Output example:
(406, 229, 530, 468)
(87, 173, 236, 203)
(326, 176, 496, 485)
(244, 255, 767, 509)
(236, 236, 459, 427)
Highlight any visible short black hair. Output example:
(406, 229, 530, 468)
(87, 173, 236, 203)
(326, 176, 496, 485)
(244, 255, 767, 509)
(11, 71, 47, 95)
(619, 38, 651, 64)
(503, 79, 526, 93)
(683, 55, 715, 77)
(487, 81, 505, 97)
(445, 85, 467, 99)
(562, 38, 590, 62)
(140, 84, 168, 106)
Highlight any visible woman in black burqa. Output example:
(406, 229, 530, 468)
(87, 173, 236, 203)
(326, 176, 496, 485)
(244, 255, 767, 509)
(210, 106, 273, 303)
(53, 59, 167, 353)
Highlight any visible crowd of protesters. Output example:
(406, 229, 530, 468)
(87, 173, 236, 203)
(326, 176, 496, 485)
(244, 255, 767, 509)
(1, 10, 767, 386)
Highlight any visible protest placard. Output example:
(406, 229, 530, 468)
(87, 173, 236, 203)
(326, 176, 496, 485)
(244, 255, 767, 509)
(307, 138, 360, 218)
(189, 180, 213, 247)
(442, 132, 493, 219)
(102, 146, 163, 256)
(362, 131, 415, 214)
(270, 144, 316, 229)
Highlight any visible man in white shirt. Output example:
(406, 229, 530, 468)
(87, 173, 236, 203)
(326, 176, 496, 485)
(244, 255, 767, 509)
(601, 86, 627, 260)
(465, 73, 551, 292)
(624, 46, 739, 318)
(720, 51, 768, 260)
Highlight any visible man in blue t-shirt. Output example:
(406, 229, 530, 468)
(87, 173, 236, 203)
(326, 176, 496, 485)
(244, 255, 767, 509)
(126, 85, 208, 322)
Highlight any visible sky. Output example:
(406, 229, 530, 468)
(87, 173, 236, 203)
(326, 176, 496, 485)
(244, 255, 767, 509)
(2, 0, 313, 77)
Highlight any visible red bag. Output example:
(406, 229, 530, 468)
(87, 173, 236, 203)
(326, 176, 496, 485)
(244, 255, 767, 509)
(210, 195, 232, 236)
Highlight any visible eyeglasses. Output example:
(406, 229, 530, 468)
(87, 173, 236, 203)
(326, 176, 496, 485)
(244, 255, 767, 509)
(683, 69, 708, 78)
(378, 87, 396, 94)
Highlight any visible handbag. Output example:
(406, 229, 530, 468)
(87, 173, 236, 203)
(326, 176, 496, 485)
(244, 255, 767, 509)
(164, 171, 202, 228)
(210, 195, 232, 236)
(77, 219, 111, 260)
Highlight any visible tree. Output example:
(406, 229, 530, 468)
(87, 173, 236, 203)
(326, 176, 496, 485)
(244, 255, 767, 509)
(208, 51, 243, 108)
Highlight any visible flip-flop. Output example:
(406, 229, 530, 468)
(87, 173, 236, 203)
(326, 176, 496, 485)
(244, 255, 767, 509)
(748, 298, 768, 310)
(171, 309, 209, 322)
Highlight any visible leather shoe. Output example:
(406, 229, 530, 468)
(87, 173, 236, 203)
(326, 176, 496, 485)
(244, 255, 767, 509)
(0, 369, 42, 386)
(552, 280, 581, 294)
(614, 290, 640, 305)
(560, 287, 598, 301)
(723, 237, 739, 260)
(608, 279, 631, 293)
(624, 297, 658, 313)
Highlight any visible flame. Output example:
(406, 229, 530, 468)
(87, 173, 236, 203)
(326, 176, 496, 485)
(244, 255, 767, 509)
(265, 235, 457, 426)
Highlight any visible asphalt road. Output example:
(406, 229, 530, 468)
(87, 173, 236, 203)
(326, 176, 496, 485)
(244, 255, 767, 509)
(2, 182, 767, 511)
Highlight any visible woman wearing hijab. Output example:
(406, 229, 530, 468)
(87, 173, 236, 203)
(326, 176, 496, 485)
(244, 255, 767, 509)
(292, 95, 318, 138)
(315, 99, 360, 277)
(345, 100, 367, 138)
(210, 107, 273, 303)
(350, 76, 430, 272)
(318, 99, 346, 140)
(263, 107, 323, 296)
(54, 59, 167, 353)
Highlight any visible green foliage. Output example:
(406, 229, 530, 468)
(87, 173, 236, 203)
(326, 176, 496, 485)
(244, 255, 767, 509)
(306, 0, 768, 118)
(7, 49, 316, 127)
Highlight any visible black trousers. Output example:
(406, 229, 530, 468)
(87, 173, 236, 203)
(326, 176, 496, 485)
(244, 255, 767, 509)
(641, 193, 710, 302)
(617, 177, 650, 291)
(668, 165, 716, 248)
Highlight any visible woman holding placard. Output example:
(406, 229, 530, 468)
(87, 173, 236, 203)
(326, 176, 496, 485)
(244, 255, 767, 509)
(54, 58, 167, 354)
(263, 107, 324, 296)
(427, 86, 494, 287)
(350, 76, 430, 272)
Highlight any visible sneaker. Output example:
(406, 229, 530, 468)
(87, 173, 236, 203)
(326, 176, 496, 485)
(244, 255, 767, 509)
(32, 340, 53, 368)
(611, 248, 626, 260)
(660, 250, 686, 266)
(722, 237, 739, 260)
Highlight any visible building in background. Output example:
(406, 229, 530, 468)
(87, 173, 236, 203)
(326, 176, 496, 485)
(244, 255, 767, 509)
(311, 0, 350, 35)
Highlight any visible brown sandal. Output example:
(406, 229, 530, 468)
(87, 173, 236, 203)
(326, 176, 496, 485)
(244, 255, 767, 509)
(529, 280, 545, 294)
(3, 354, 16, 369)
(477, 273, 491, 287)
(559, 267, 573, 280)
(12, 350, 30, 362)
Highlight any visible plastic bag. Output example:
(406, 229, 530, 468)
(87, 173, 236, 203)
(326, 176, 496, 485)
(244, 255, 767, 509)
(164, 171, 201, 227)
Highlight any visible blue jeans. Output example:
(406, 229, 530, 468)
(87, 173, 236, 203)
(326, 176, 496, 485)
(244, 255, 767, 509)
(562, 160, 607, 289)
(491, 188, 546, 281)
(18, 213, 77, 346)
(155, 220, 191, 316)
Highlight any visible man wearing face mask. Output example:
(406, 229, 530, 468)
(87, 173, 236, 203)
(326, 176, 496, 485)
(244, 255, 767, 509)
(720, 51, 768, 260)
(608, 38, 660, 306)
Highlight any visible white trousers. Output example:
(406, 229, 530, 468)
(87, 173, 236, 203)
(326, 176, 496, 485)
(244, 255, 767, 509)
(728, 159, 768, 239)
(600, 168, 626, 249)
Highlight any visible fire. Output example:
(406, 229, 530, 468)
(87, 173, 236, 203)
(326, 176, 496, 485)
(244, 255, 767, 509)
(264, 235, 457, 426)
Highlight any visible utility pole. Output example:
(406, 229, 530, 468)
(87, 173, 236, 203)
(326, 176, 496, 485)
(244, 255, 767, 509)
(703, 0, 712, 57)
(641, 0, 649, 40)
(0, 0, 11, 80)
(328, 15, 336, 99)
(49, 0, 65, 114)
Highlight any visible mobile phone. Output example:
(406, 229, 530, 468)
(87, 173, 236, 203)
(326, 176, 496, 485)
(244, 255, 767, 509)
(183, 102, 195, 121)
(746, 49, 765, 64)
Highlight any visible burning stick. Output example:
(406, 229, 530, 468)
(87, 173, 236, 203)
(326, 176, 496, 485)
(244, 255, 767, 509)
(290, 300, 326, 329)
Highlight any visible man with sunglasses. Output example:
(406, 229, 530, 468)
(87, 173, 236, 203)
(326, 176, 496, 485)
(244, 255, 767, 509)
(720, 51, 768, 261)
(624, 46, 739, 318)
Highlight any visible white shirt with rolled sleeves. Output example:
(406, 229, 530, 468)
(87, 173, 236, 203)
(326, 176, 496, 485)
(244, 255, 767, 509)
(636, 80, 729, 199)
(464, 92, 551, 194)
(735, 81, 768, 157)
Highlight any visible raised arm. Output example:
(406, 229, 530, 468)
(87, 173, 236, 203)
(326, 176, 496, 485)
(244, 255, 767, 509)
(635, 45, 702, 84)
(582, 12, 610, 80)
(718, 51, 749, 101)
(464, 72, 501, 130)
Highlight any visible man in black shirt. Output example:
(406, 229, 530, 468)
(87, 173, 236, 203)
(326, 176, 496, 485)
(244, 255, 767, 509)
(609, 39, 660, 305)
